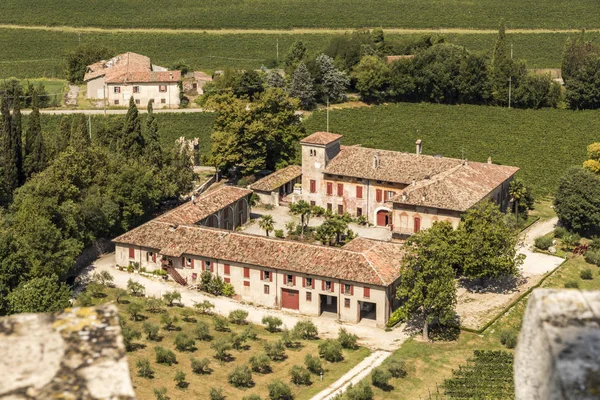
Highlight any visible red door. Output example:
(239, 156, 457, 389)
(377, 210, 389, 227)
(281, 289, 300, 310)
(414, 217, 421, 232)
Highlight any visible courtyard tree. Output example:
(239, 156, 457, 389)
(396, 221, 459, 339)
(508, 178, 527, 223)
(554, 167, 600, 234)
(259, 214, 275, 237)
(289, 200, 312, 236)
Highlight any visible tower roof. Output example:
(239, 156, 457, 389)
(300, 132, 343, 146)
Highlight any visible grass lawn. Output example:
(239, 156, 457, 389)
(371, 254, 598, 399)
(90, 288, 369, 400)
(529, 200, 556, 221)
(16, 78, 67, 107)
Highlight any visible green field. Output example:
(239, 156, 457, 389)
(1, 0, 599, 29)
(18, 78, 67, 106)
(0, 27, 594, 79)
(304, 103, 600, 196)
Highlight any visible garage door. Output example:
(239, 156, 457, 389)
(281, 289, 300, 310)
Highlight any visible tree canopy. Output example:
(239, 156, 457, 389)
(554, 167, 600, 234)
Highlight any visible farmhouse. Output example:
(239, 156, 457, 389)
(300, 132, 518, 238)
(83, 52, 181, 108)
(248, 165, 302, 206)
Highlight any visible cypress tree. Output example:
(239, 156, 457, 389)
(11, 98, 23, 184)
(0, 97, 18, 195)
(58, 115, 71, 153)
(70, 114, 89, 149)
(119, 97, 144, 157)
(23, 91, 45, 178)
(490, 20, 513, 105)
(143, 100, 163, 167)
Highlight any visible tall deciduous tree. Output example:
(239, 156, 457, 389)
(583, 142, 600, 174)
(554, 167, 600, 234)
(65, 44, 113, 84)
(352, 56, 390, 103)
(0, 97, 19, 200)
(143, 100, 163, 167)
(23, 91, 46, 178)
(289, 63, 316, 110)
(315, 54, 349, 103)
(284, 41, 307, 75)
(119, 97, 145, 157)
(457, 201, 523, 282)
(6, 275, 71, 314)
(396, 221, 458, 340)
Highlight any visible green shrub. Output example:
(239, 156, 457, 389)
(153, 387, 168, 400)
(242, 395, 262, 400)
(194, 321, 212, 341)
(154, 346, 177, 365)
(591, 237, 600, 250)
(127, 279, 145, 296)
(163, 290, 182, 306)
(262, 315, 283, 332)
(146, 297, 164, 313)
(207, 275, 225, 295)
(174, 333, 195, 352)
(127, 301, 144, 321)
(242, 326, 258, 341)
(371, 367, 392, 389)
(345, 381, 373, 400)
(230, 332, 248, 350)
(194, 300, 215, 314)
(281, 328, 298, 348)
(250, 353, 272, 373)
(136, 358, 154, 379)
(228, 365, 254, 388)
(318, 339, 343, 362)
(585, 249, 600, 266)
(174, 370, 187, 389)
(213, 315, 230, 332)
(209, 387, 226, 400)
(499, 330, 518, 349)
(161, 313, 179, 331)
(289, 365, 311, 385)
(229, 309, 249, 325)
(565, 280, 580, 289)
(337, 328, 358, 349)
(292, 320, 318, 340)
(580, 268, 593, 280)
(87, 282, 105, 298)
(304, 354, 323, 374)
(267, 380, 293, 400)
(121, 324, 141, 352)
(274, 229, 285, 238)
(143, 321, 160, 341)
(387, 360, 407, 378)
(180, 308, 195, 322)
(223, 283, 236, 297)
(534, 236, 553, 250)
(211, 338, 233, 361)
(190, 356, 211, 374)
(76, 291, 93, 307)
(554, 226, 568, 239)
(562, 233, 581, 249)
(264, 340, 287, 361)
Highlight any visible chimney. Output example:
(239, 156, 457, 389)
(373, 151, 380, 169)
(463, 158, 469, 166)
(487, 156, 492, 164)
(416, 139, 423, 155)
(191, 195, 196, 204)
(402, 193, 407, 201)
(412, 179, 416, 186)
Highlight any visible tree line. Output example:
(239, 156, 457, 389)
(0, 96, 194, 314)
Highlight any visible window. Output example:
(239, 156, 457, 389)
(310, 180, 316, 193)
(357, 178, 363, 183)
(364, 287, 370, 298)
(337, 183, 343, 197)
(264, 271, 271, 281)
(204, 260, 211, 272)
(305, 277, 313, 288)
(285, 274, 295, 286)
(186, 258, 193, 268)
(113, 87, 121, 94)
(310, 201, 315, 207)
(224, 264, 230, 275)
(324, 281, 333, 292)
(357, 207, 362, 217)
(326, 182, 333, 196)
(327, 203, 332, 212)
(192, 83, 198, 89)
(133, 86, 140, 93)
(264, 285, 270, 294)
(114, 100, 119, 105)
(261, 270, 272, 282)
(376, 189, 383, 202)
(344, 284, 351, 294)
(244, 267, 250, 278)
(338, 204, 344, 215)
(356, 186, 363, 199)
(306, 292, 312, 301)
(160, 98, 166, 104)
(128, 247, 135, 259)
(244, 280, 250, 287)
(135, 99, 140, 105)
(384, 190, 395, 201)
(159, 85, 167, 92)
(344, 298, 351, 308)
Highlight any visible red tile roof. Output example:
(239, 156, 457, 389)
(248, 165, 302, 192)
(84, 52, 152, 82)
(154, 186, 252, 225)
(105, 70, 181, 84)
(300, 132, 343, 146)
(114, 221, 404, 286)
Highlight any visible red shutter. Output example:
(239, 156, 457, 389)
(283, 275, 287, 284)
(376, 189, 382, 202)
(356, 186, 363, 199)
(224, 277, 231, 283)
(152, 253, 156, 263)
(201, 261, 205, 271)
(244, 280, 250, 287)
(224, 264, 230, 275)
(270, 272, 273, 282)
(337, 183, 343, 196)
(292, 276, 296, 286)
(128, 247, 135, 259)
(312, 279, 315, 289)
(261, 270, 264, 281)
(322, 280, 325, 290)
(364, 287, 370, 298)
(350, 285, 354, 295)
(331, 282, 335, 292)
(244, 267, 250, 278)
(191, 259, 195, 269)
(326, 182, 333, 195)
(310, 180, 316, 193)
(303, 277, 306, 287)
(384, 190, 388, 201)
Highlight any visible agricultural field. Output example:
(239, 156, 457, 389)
(87, 288, 369, 400)
(1, 0, 598, 29)
(1, 27, 597, 79)
(304, 103, 600, 196)
(18, 78, 67, 106)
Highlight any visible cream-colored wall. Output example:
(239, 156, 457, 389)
(391, 205, 461, 235)
(106, 82, 180, 108)
(86, 76, 105, 99)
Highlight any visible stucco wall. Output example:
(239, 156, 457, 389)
(106, 82, 180, 108)
(391, 204, 462, 235)
(86, 76, 105, 99)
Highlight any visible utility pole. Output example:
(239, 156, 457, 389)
(88, 115, 92, 141)
(103, 86, 107, 116)
(276, 38, 279, 65)
(78, 33, 81, 45)
(508, 43, 513, 109)
(326, 96, 330, 133)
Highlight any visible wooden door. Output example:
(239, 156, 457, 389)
(376, 210, 389, 227)
(281, 289, 300, 310)
(414, 217, 421, 233)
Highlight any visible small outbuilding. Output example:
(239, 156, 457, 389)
(249, 165, 302, 206)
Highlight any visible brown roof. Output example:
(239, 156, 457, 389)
(324, 146, 462, 184)
(113, 222, 404, 286)
(84, 52, 152, 82)
(249, 165, 302, 192)
(105, 70, 181, 84)
(154, 186, 252, 225)
(300, 132, 343, 146)
(389, 162, 519, 212)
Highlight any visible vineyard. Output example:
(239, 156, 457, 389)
(442, 350, 514, 399)
(1, 27, 596, 80)
(303, 103, 600, 196)
(1, 0, 598, 29)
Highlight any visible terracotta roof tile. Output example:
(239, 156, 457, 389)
(105, 70, 181, 84)
(113, 222, 403, 286)
(300, 132, 343, 146)
(248, 165, 302, 192)
(155, 186, 252, 225)
(84, 52, 152, 82)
